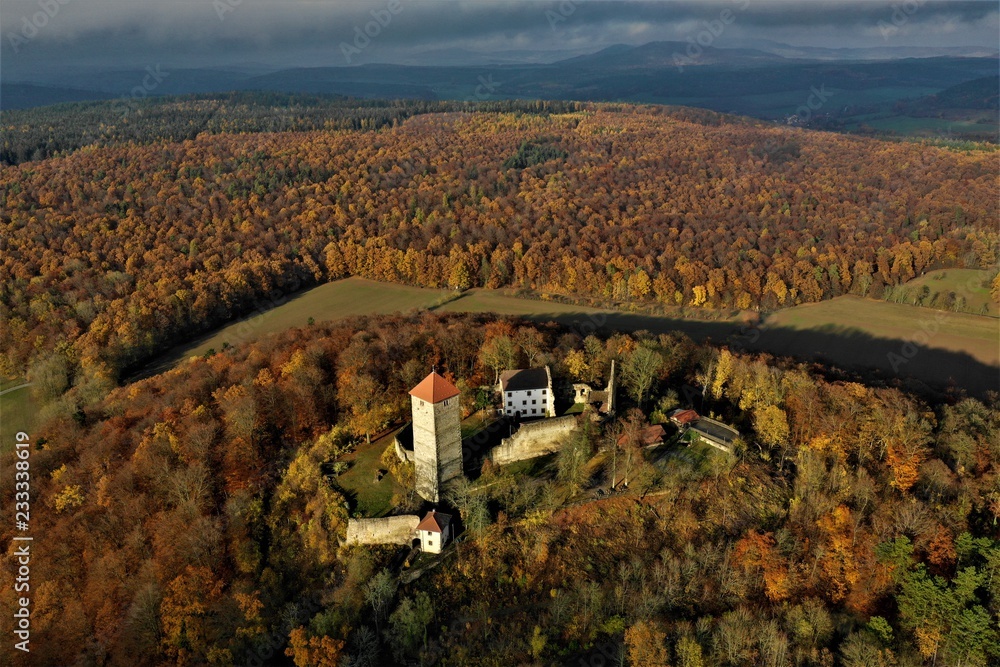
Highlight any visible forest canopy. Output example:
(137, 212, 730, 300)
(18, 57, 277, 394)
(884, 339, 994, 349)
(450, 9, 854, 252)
(0, 312, 996, 666)
(0, 103, 996, 385)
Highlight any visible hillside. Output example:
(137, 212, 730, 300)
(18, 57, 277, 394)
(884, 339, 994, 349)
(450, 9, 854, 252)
(1, 103, 996, 387)
(920, 76, 1000, 111)
(1, 312, 996, 665)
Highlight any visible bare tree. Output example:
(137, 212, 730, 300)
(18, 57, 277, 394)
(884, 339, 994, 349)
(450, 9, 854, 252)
(515, 326, 546, 366)
(622, 346, 663, 409)
(363, 569, 397, 634)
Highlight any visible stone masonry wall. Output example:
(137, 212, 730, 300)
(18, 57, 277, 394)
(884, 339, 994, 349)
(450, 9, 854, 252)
(344, 515, 421, 546)
(489, 415, 578, 465)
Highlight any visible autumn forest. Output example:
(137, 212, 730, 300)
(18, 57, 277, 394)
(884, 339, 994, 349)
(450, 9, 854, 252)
(0, 96, 997, 666)
(0, 311, 997, 665)
(1, 100, 996, 388)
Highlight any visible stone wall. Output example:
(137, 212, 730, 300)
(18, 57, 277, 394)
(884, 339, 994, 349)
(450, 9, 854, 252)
(394, 423, 415, 463)
(606, 359, 617, 415)
(489, 415, 578, 465)
(395, 438, 415, 463)
(344, 515, 420, 546)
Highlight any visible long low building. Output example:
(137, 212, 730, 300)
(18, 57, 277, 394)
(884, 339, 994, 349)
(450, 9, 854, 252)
(688, 417, 739, 452)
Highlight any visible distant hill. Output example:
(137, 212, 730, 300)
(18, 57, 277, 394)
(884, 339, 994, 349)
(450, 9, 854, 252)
(242, 66, 439, 99)
(3, 42, 996, 142)
(0, 83, 116, 110)
(727, 39, 999, 61)
(553, 41, 792, 69)
(920, 76, 1000, 110)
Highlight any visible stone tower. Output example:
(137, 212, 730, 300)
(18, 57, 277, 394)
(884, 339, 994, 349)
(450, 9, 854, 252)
(409, 371, 463, 502)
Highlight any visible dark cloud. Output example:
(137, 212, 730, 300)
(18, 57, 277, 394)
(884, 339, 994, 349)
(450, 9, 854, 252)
(2, 1, 997, 77)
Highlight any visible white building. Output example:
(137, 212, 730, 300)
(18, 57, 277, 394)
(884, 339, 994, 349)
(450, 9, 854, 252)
(500, 366, 555, 419)
(416, 510, 452, 554)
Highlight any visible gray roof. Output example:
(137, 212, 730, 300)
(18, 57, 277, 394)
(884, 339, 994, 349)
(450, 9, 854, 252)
(500, 367, 548, 392)
(690, 418, 739, 445)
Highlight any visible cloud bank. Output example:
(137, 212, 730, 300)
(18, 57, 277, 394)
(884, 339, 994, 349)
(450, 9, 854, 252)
(2, 1, 997, 77)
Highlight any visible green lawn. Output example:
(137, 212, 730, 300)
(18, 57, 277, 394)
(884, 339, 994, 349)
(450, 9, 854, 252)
(132, 276, 998, 397)
(338, 413, 496, 516)
(461, 410, 494, 439)
(0, 382, 34, 455)
(885, 269, 998, 317)
(136, 278, 452, 378)
(1, 377, 25, 392)
(335, 431, 402, 518)
(848, 115, 998, 139)
(436, 289, 741, 341)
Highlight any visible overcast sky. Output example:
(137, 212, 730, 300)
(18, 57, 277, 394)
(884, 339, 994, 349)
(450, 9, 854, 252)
(3, 1, 997, 77)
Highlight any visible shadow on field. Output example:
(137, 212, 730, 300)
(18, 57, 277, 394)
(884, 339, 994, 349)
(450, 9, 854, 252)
(509, 309, 999, 399)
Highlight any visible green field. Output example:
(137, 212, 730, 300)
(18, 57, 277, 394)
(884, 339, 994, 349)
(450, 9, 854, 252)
(136, 278, 998, 396)
(884, 269, 998, 317)
(759, 295, 998, 395)
(0, 380, 34, 454)
(134, 278, 452, 379)
(437, 289, 740, 341)
(442, 290, 998, 394)
(846, 115, 999, 140)
(767, 296, 998, 361)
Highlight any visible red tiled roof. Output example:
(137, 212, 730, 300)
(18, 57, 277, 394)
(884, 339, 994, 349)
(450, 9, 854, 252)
(409, 372, 460, 403)
(417, 510, 451, 533)
(670, 409, 699, 425)
(617, 424, 667, 447)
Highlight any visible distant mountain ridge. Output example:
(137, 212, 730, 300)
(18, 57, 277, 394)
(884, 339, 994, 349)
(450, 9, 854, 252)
(554, 41, 794, 69)
(3, 40, 997, 143)
(725, 39, 999, 61)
